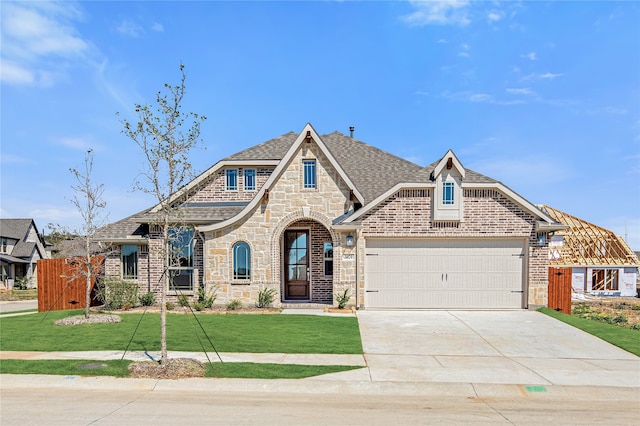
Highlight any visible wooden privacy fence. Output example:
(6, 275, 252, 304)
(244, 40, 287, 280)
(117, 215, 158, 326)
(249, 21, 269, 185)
(37, 256, 104, 312)
(548, 267, 572, 314)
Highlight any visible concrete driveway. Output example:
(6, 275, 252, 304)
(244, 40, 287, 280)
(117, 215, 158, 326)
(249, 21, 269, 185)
(356, 310, 640, 387)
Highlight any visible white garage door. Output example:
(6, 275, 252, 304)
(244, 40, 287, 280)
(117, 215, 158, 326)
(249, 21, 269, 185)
(365, 239, 525, 309)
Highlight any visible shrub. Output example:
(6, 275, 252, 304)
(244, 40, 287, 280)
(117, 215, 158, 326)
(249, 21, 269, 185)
(97, 277, 139, 310)
(165, 301, 175, 311)
(335, 289, 350, 309)
(139, 291, 156, 307)
(193, 301, 204, 311)
(177, 294, 190, 307)
(197, 285, 217, 308)
(13, 276, 30, 290)
(256, 287, 276, 308)
(227, 299, 242, 311)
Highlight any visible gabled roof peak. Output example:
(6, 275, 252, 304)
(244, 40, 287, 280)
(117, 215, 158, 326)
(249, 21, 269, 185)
(432, 149, 466, 179)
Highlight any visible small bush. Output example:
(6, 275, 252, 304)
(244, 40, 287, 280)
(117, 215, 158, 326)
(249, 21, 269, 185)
(335, 289, 350, 309)
(227, 299, 242, 311)
(139, 291, 156, 307)
(165, 301, 175, 311)
(97, 277, 139, 310)
(13, 276, 31, 290)
(256, 287, 276, 308)
(177, 294, 190, 307)
(193, 301, 204, 311)
(197, 285, 217, 308)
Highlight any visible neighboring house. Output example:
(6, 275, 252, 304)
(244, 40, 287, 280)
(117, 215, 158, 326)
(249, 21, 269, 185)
(96, 123, 565, 310)
(0, 219, 50, 289)
(541, 205, 639, 297)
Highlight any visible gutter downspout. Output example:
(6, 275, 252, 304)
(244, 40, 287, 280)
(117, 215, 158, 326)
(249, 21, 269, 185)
(355, 230, 360, 310)
(197, 231, 206, 292)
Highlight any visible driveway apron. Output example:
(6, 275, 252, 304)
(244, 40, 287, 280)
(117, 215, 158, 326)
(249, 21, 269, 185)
(356, 310, 640, 387)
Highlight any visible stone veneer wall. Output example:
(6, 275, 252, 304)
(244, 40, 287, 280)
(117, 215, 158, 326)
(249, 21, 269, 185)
(202, 142, 356, 307)
(359, 188, 549, 308)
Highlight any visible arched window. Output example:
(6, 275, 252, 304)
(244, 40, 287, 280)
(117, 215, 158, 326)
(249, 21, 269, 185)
(233, 242, 251, 280)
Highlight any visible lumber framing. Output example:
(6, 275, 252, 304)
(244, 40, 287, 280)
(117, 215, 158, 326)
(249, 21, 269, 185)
(540, 205, 639, 267)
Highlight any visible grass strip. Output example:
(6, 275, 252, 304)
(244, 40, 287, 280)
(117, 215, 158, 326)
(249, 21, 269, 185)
(0, 359, 362, 379)
(539, 307, 640, 356)
(0, 309, 363, 354)
(0, 359, 132, 377)
(205, 363, 362, 379)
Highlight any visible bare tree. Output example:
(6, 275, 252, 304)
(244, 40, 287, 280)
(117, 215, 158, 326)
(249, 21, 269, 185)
(118, 64, 206, 366)
(70, 149, 107, 318)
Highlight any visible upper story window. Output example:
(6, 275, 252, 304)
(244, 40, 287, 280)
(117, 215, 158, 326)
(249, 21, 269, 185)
(233, 241, 251, 280)
(303, 160, 316, 189)
(244, 169, 256, 191)
(226, 169, 238, 191)
(168, 227, 194, 291)
(121, 245, 138, 279)
(0, 238, 7, 253)
(442, 182, 455, 205)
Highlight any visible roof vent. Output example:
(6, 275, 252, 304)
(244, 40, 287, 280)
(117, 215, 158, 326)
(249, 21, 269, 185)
(349, 126, 355, 138)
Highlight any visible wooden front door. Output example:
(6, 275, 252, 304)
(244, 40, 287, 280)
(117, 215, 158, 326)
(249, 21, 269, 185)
(284, 230, 309, 300)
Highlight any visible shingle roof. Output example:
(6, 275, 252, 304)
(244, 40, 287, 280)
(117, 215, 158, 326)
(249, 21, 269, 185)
(98, 129, 503, 240)
(224, 132, 298, 161)
(0, 219, 34, 240)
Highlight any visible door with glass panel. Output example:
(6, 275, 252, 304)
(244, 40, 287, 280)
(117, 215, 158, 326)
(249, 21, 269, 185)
(284, 230, 309, 300)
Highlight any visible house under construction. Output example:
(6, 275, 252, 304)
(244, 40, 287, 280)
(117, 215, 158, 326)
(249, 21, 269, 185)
(540, 205, 639, 297)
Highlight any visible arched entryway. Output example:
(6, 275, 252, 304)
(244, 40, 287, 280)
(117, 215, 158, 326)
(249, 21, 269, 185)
(271, 212, 338, 305)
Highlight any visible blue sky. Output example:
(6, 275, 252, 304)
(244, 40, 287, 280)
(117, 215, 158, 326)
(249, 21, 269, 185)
(1, 0, 639, 250)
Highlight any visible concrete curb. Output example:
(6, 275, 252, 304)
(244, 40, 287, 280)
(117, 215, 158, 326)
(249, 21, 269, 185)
(2, 374, 639, 401)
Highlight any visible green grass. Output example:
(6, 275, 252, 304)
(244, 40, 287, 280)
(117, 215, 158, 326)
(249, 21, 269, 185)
(539, 307, 640, 356)
(0, 359, 362, 379)
(0, 359, 132, 377)
(206, 363, 362, 379)
(0, 309, 362, 354)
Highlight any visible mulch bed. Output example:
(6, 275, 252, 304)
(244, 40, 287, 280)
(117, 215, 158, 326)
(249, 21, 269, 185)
(128, 358, 206, 379)
(572, 296, 640, 329)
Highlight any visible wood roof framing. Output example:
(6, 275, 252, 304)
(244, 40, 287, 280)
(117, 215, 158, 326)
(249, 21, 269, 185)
(540, 205, 639, 267)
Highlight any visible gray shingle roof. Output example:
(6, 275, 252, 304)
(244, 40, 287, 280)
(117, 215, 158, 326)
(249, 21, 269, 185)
(98, 129, 501, 240)
(0, 219, 34, 240)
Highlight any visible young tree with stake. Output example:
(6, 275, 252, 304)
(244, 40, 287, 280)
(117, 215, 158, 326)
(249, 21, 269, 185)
(118, 64, 206, 366)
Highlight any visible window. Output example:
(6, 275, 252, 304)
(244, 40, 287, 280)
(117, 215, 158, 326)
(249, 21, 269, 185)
(442, 182, 455, 205)
(303, 160, 316, 189)
(168, 227, 194, 291)
(121, 245, 138, 279)
(226, 169, 238, 191)
(244, 169, 256, 191)
(233, 242, 251, 280)
(323, 242, 333, 276)
(0, 237, 7, 253)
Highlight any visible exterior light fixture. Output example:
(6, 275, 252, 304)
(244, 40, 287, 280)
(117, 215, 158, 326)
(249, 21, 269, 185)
(345, 235, 355, 247)
(536, 233, 547, 247)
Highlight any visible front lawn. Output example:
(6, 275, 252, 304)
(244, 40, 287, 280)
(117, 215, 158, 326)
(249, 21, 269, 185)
(539, 307, 640, 356)
(0, 310, 363, 354)
(0, 359, 362, 379)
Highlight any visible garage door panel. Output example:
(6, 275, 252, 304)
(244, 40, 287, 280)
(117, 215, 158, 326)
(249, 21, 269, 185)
(365, 238, 525, 309)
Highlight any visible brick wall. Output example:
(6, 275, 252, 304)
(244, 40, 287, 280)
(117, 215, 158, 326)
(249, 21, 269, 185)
(185, 167, 274, 203)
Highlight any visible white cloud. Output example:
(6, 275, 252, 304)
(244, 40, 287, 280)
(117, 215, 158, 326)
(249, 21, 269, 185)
(116, 19, 144, 37)
(506, 88, 536, 96)
(522, 72, 563, 81)
(58, 137, 94, 151)
(401, 0, 471, 27)
(487, 10, 503, 22)
(522, 52, 537, 60)
(151, 22, 164, 32)
(442, 90, 525, 105)
(0, 1, 91, 87)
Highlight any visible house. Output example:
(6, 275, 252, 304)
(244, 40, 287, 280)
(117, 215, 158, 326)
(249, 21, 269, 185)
(0, 219, 50, 289)
(96, 123, 565, 310)
(541, 205, 639, 297)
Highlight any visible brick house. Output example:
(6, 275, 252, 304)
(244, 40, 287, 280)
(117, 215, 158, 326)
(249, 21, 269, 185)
(96, 123, 564, 309)
(0, 218, 49, 289)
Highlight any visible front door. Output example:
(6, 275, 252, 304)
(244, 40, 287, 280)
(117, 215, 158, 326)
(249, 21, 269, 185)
(284, 230, 309, 300)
